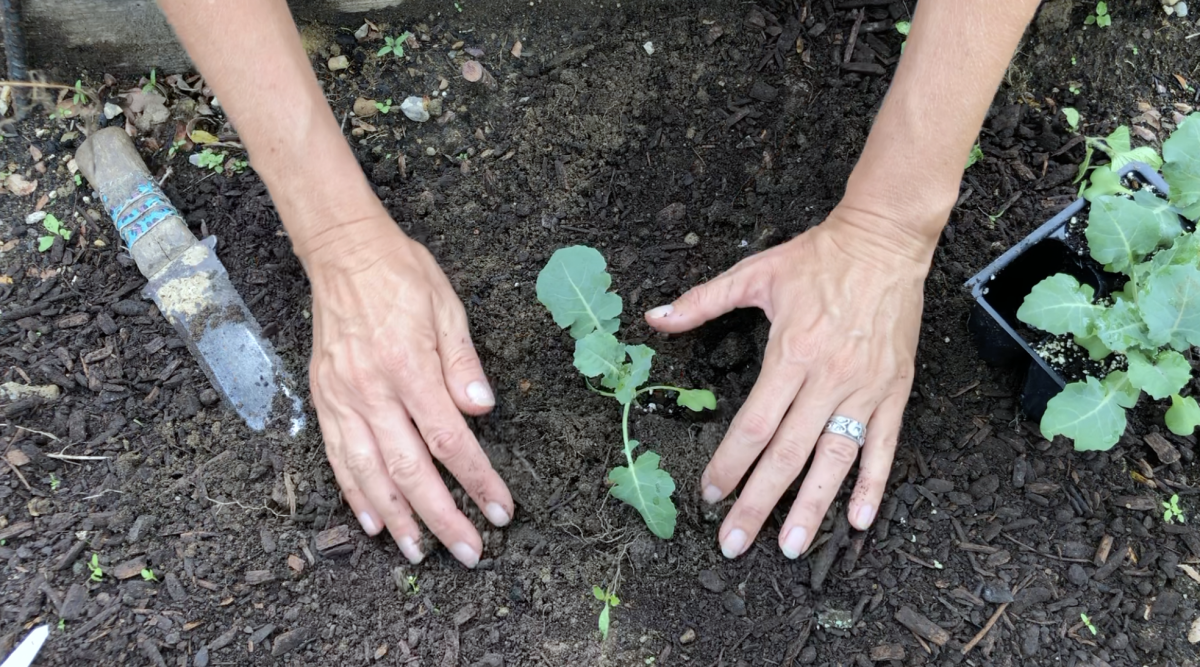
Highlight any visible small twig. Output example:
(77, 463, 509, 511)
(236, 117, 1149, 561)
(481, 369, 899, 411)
(844, 9, 865, 64)
(5, 458, 31, 491)
(0, 423, 61, 441)
(962, 603, 1009, 654)
(45, 453, 110, 462)
(83, 489, 123, 500)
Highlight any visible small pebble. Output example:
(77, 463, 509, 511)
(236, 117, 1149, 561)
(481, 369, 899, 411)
(1067, 564, 1089, 587)
(495, 606, 509, 618)
(402, 96, 430, 122)
(679, 628, 696, 644)
(103, 102, 123, 120)
(327, 56, 350, 71)
(425, 147, 437, 156)
(1176, 1, 1188, 16)
(684, 232, 700, 246)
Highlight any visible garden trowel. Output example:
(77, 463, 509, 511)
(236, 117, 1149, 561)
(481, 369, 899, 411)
(76, 127, 305, 435)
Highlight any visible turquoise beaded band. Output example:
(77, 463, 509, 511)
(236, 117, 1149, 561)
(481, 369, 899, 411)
(101, 181, 178, 248)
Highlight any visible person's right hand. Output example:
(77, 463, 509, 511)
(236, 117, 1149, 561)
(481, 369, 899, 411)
(300, 212, 513, 568)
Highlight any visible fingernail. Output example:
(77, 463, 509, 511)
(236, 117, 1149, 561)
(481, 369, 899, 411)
(855, 504, 875, 529)
(485, 502, 511, 527)
(450, 542, 480, 569)
(358, 512, 380, 535)
(466, 381, 495, 408)
(398, 536, 424, 564)
(702, 484, 722, 504)
(721, 528, 747, 559)
(781, 526, 807, 559)
(645, 304, 674, 319)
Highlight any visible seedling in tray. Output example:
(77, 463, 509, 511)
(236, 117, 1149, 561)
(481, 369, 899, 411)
(537, 246, 717, 539)
(1016, 113, 1200, 451)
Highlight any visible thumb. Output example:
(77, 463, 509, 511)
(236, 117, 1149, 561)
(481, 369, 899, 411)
(436, 299, 495, 416)
(644, 266, 758, 333)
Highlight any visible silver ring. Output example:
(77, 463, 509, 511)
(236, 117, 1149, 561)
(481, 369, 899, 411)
(823, 415, 866, 448)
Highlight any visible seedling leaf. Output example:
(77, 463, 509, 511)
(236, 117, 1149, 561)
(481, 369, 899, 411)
(1086, 194, 1170, 274)
(614, 344, 655, 404)
(1096, 297, 1153, 352)
(1016, 273, 1101, 336)
(598, 605, 611, 639)
(675, 388, 717, 411)
(1166, 394, 1200, 436)
(1040, 375, 1129, 451)
(1063, 107, 1081, 131)
(608, 450, 677, 539)
(1142, 265, 1200, 350)
(574, 331, 625, 387)
(1163, 113, 1200, 221)
(1082, 166, 1131, 201)
(1074, 334, 1111, 360)
(537, 246, 622, 339)
(37, 236, 54, 252)
(593, 585, 607, 601)
(1126, 349, 1190, 400)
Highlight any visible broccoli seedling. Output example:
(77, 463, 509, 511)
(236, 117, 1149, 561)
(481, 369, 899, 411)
(1163, 494, 1185, 524)
(87, 554, 103, 582)
(38, 214, 72, 252)
(592, 585, 620, 640)
(537, 246, 717, 539)
(377, 32, 413, 59)
(1075, 125, 1164, 197)
(1081, 613, 1098, 635)
(1063, 107, 1081, 133)
(1016, 114, 1200, 451)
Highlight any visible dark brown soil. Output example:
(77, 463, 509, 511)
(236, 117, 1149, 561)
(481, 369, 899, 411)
(2, 1, 1199, 665)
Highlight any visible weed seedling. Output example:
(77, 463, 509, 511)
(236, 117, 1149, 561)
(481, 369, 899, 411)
(168, 139, 186, 158)
(73, 173, 82, 186)
(1069, 83, 1082, 95)
(592, 585, 620, 640)
(142, 68, 158, 94)
(1085, 2, 1111, 27)
(377, 32, 413, 59)
(87, 554, 103, 582)
(965, 143, 984, 170)
(537, 246, 717, 538)
(72, 80, 88, 106)
(141, 568, 158, 582)
(894, 20, 910, 53)
(49, 473, 60, 491)
(405, 574, 419, 595)
(57, 618, 65, 631)
(229, 158, 249, 174)
(194, 148, 226, 172)
(1163, 494, 1185, 524)
(38, 214, 71, 252)
(375, 98, 394, 114)
(1063, 107, 1081, 132)
(1081, 613, 1098, 635)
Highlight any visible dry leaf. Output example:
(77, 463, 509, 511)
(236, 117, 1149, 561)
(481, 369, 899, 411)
(1175, 74, 1190, 89)
(5, 450, 30, 467)
(34, 194, 48, 211)
(0, 275, 12, 284)
(1180, 564, 1200, 586)
(288, 554, 305, 572)
(284, 472, 296, 517)
(189, 129, 219, 144)
(28, 146, 42, 161)
(183, 621, 204, 632)
(5, 173, 37, 196)
(0, 239, 18, 254)
(511, 40, 523, 57)
(1191, 616, 1200, 644)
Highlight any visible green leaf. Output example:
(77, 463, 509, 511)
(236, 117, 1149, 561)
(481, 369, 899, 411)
(598, 604, 611, 639)
(1016, 273, 1101, 336)
(43, 214, 61, 233)
(1076, 143, 1096, 184)
(1086, 194, 1169, 273)
(1126, 349, 1191, 400)
(1163, 113, 1200, 221)
(1074, 334, 1111, 360)
(1166, 394, 1200, 436)
(37, 236, 54, 252)
(377, 45, 390, 56)
(1084, 14, 1095, 25)
(894, 20, 910, 35)
(574, 331, 625, 387)
(1063, 107, 1081, 131)
(608, 450, 677, 539)
(537, 246, 623, 339)
(1082, 166, 1131, 200)
(1040, 375, 1129, 451)
(1096, 297, 1153, 352)
(1107, 370, 1141, 408)
(675, 388, 717, 411)
(1142, 264, 1200, 350)
(593, 586, 607, 601)
(1096, 13, 1110, 27)
(965, 144, 983, 170)
(608, 595, 619, 606)
(614, 344, 655, 404)
(1096, 1, 1107, 16)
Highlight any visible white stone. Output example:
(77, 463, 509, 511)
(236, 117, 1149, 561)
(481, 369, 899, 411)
(643, 41, 655, 56)
(1175, 1, 1187, 16)
(25, 211, 47, 225)
(401, 96, 430, 122)
(103, 102, 123, 119)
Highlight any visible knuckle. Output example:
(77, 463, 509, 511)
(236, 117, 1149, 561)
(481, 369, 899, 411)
(425, 427, 467, 462)
(780, 331, 819, 367)
(822, 351, 859, 384)
(383, 448, 423, 481)
(343, 450, 378, 478)
(442, 342, 481, 375)
(736, 410, 777, 445)
(795, 496, 827, 523)
(734, 500, 771, 526)
(379, 347, 413, 382)
(771, 437, 813, 471)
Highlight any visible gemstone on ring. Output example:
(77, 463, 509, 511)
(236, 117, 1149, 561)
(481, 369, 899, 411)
(823, 415, 866, 448)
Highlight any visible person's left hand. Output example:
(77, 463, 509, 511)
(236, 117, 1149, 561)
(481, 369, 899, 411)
(644, 205, 930, 559)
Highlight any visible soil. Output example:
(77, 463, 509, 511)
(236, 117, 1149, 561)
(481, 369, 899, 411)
(2, 1, 1200, 666)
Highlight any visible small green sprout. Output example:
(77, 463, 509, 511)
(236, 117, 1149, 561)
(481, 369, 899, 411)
(1163, 494, 1185, 524)
(454, 1, 463, 11)
(87, 554, 103, 582)
(592, 585, 620, 640)
(141, 568, 158, 582)
(1071, 55, 1078, 66)
(142, 68, 158, 94)
(1069, 83, 1082, 95)
(73, 173, 82, 186)
(229, 158, 249, 174)
(1062, 107, 1081, 132)
(72, 80, 88, 106)
(49, 473, 60, 491)
(895, 20, 910, 53)
(1081, 613, 1097, 635)
(377, 32, 413, 59)
(965, 143, 984, 170)
(404, 574, 419, 595)
(168, 139, 186, 158)
(38, 214, 72, 252)
(375, 98, 394, 114)
(57, 618, 65, 631)
(194, 148, 226, 172)
(1085, 2, 1111, 27)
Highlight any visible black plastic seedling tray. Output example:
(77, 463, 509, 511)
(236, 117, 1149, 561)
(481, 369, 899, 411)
(964, 162, 1170, 419)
